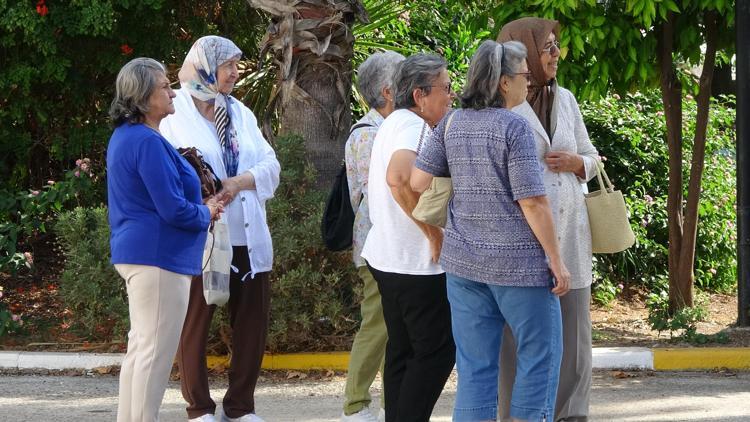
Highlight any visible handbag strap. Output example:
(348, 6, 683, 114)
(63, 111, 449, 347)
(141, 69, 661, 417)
(416, 110, 456, 154)
(593, 161, 615, 193)
(415, 121, 428, 154)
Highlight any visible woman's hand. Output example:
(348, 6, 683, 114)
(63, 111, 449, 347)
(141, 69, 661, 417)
(548, 257, 570, 296)
(544, 151, 584, 177)
(426, 226, 444, 263)
(205, 196, 224, 221)
(218, 172, 256, 206)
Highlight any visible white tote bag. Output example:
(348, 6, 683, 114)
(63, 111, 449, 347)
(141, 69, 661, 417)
(202, 216, 232, 306)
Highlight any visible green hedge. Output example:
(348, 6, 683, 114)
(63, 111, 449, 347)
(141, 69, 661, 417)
(581, 90, 736, 302)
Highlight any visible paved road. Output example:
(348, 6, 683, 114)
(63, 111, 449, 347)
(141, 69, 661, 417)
(1, 370, 749, 421)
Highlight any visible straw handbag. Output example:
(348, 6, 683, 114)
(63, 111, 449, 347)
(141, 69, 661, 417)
(412, 111, 456, 227)
(584, 163, 635, 253)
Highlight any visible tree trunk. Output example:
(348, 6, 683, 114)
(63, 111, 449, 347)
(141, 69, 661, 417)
(249, 0, 367, 187)
(677, 11, 719, 309)
(658, 13, 689, 311)
(278, 62, 353, 186)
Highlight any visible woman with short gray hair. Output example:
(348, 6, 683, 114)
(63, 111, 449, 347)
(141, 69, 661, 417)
(341, 50, 404, 422)
(360, 53, 455, 422)
(107, 57, 222, 422)
(411, 39, 570, 422)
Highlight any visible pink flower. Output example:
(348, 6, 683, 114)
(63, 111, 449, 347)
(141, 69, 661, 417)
(30, 190, 40, 196)
(709, 268, 717, 275)
(75, 159, 82, 166)
(11, 314, 20, 322)
(644, 194, 654, 205)
(80, 162, 89, 172)
(612, 94, 621, 100)
(47, 180, 55, 185)
(74, 170, 80, 177)
(618, 283, 624, 290)
(23, 252, 33, 265)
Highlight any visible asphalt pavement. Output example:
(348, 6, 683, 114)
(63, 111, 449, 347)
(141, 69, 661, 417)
(1, 369, 749, 421)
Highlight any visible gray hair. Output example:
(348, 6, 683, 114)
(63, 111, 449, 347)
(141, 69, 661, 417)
(459, 40, 527, 110)
(357, 51, 406, 109)
(393, 53, 447, 110)
(109, 57, 166, 127)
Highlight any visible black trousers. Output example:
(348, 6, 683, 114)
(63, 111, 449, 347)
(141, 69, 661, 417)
(368, 264, 455, 422)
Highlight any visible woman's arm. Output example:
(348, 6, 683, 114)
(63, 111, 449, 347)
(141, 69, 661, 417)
(137, 137, 211, 232)
(387, 149, 443, 263)
(410, 167, 434, 193)
(544, 93, 599, 181)
(517, 195, 570, 296)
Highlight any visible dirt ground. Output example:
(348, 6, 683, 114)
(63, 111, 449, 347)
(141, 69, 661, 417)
(2, 245, 749, 351)
(590, 291, 750, 347)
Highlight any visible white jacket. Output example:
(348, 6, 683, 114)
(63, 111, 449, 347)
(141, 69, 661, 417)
(160, 89, 281, 279)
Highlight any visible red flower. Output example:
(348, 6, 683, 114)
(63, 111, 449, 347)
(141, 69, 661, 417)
(36, 0, 48, 16)
(120, 44, 134, 56)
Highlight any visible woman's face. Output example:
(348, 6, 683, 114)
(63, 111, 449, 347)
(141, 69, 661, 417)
(146, 73, 176, 121)
(217, 59, 240, 95)
(501, 61, 531, 109)
(539, 32, 560, 81)
(416, 68, 453, 127)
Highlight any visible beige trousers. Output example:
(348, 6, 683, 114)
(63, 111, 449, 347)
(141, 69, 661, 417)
(499, 286, 592, 422)
(115, 264, 191, 422)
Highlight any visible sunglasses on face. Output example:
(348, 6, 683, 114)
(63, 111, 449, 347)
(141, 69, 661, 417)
(541, 40, 561, 54)
(510, 72, 532, 81)
(422, 83, 453, 94)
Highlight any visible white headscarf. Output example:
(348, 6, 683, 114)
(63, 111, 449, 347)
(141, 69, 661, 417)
(178, 36, 243, 176)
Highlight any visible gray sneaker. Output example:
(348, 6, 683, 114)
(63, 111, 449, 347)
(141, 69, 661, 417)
(341, 407, 378, 422)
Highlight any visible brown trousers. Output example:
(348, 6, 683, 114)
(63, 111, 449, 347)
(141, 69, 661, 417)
(176, 246, 271, 419)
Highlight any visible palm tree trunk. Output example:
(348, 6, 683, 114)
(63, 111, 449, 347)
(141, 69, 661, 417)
(249, 0, 368, 186)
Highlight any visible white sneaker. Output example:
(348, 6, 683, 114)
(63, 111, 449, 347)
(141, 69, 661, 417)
(221, 412, 266, 422)
(189, 415, 216, 422)
(341, 407, 378, 422)
(378, 408, 385, 422)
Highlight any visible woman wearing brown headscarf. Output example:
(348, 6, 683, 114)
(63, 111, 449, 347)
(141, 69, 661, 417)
(497, 17, 600, 422)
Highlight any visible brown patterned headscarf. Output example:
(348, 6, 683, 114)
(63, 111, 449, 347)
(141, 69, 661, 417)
(498, 17, 560, 136)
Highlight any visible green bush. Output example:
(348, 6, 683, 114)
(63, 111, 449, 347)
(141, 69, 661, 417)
(0, 0, 265, 191)
(264, 134, 360, 352)
(0, 160, 97, 274)
(55, 206, 128, 340)
(581, 90, 736, 298)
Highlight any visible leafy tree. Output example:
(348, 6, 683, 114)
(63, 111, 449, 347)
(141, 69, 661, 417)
(0, 0, 265, 190)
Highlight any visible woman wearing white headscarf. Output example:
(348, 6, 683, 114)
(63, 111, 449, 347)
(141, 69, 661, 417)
(160, 35, 280, 422)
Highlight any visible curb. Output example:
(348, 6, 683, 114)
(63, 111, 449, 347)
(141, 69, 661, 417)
(1, 347, 748, 372)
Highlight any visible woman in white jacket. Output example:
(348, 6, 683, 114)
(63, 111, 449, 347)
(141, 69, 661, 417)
(497, 17, 600, 422)
(160, 36, 280, 422)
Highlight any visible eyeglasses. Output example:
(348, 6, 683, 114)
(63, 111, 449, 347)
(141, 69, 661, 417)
(510, 72, 532, 81)
(422, 83, 453, 94)
(541, 40, 561, 54)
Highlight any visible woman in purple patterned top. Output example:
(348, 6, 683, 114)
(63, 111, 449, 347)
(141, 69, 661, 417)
(411, 40, 570, 422)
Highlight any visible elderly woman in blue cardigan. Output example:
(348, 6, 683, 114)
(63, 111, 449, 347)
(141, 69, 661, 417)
(107, 57, 222, 422)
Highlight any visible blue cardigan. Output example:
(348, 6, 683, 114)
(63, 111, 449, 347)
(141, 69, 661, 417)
(107, 123, 210, 275)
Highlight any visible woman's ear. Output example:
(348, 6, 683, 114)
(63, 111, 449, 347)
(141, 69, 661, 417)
(412, 88, 423, 111)
(382, 86, 393, 103)
(498, 75, 510, 96)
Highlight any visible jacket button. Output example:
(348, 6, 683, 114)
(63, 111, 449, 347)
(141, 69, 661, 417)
(244, 223, 249, 228)
(241, 196, 246, 201)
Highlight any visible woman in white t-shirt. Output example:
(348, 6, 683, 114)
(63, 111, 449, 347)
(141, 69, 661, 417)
(360, 53, 455, 422)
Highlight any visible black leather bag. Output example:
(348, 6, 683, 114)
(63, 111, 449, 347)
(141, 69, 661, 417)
(321, 123, 373, 251)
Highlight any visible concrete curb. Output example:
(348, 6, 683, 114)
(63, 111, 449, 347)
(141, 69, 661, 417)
(1, 347, 748, 372)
